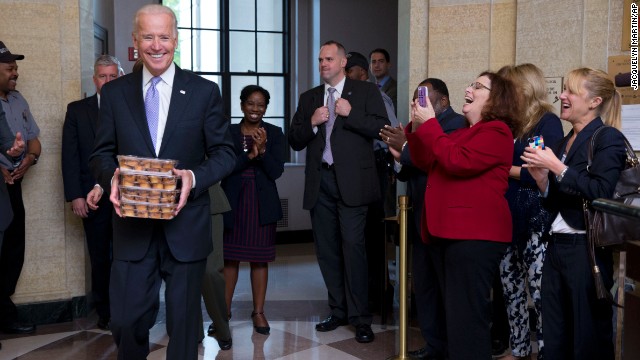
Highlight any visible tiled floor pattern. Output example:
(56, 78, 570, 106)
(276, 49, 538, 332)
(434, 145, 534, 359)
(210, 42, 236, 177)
(0, 243, 428, 360)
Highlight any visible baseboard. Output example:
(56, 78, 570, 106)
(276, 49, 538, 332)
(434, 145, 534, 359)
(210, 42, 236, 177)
(16, 296, 88, 325)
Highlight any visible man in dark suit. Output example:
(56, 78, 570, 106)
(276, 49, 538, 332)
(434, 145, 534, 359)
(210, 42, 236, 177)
(381, 78, 465, 360)
(0, 106, 25, 351)
(61, 54, 122, 331)
(369, 48, 397, 113)
(289, 40, 389, 344)
(87, 4, 235, 360)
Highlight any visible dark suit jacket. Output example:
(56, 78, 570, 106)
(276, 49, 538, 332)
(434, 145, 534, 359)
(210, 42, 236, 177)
(289, 78, 390, 209)
(397, 107, 465, 234)
(62, 94, 100, 201)
(543, 118, 626, 231)
(89, 65, 236, 262)
(0, 107, 14, 231)
(406, 118, 513, 243)
(380, 77, 397, 112)
(222, 121, 285, 227)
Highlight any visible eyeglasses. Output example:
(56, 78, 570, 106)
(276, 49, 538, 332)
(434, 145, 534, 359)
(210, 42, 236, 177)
(469, 82, 491, 91)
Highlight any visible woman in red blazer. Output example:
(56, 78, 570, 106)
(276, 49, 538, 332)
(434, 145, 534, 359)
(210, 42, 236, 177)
(406, 71, 521, 360)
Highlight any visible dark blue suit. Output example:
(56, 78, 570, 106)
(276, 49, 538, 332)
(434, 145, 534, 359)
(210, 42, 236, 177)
(541, 118, 626, 360)
(90, 65, 235, 360)
(222, 121, 285, 229)
(61, 94, 112, 320)
(396, 106, 465, 357)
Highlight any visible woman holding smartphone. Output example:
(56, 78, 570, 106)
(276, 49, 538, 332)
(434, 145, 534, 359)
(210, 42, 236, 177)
(496, 64, 564, 360)
(405, 71, 521, 359)
(522, 68, 626, 360)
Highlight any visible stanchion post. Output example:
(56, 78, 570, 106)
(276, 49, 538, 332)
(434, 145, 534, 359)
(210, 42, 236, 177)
(388, 195, 409, 360)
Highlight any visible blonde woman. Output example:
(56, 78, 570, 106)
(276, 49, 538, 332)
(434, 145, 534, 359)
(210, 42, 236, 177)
(522, 68, 626, 360)
(496, 64, 564, 360)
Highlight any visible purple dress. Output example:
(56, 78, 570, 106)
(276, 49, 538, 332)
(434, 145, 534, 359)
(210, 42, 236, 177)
(223, 135, 276, 262)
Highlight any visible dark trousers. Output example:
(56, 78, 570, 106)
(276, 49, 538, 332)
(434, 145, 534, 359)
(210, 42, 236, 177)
(430, 238, 507, 360)
(411, 224, 447, 357)
(365, 166, 388, 312)
(541, 234, 614, 360)
(110, 224, 206, 360)
(199, 213, 230, 340)
(311, 167, 371, 325)
(0, 181, 25, 324)
(82, 196, 113, 319)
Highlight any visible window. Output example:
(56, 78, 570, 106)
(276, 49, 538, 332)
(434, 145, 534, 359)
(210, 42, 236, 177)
(164, 0, 289, 131)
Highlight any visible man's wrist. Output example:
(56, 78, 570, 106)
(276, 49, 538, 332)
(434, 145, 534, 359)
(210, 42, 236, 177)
(27, 152, 39, 165)
(94, 183, 104, 195)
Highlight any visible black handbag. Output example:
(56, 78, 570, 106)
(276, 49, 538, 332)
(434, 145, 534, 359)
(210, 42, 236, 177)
(583, 126, 640, 248)
(583, 126, 640, 303)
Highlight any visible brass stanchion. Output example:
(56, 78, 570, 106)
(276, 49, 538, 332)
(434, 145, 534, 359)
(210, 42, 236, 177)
(388, 195, 409, 360)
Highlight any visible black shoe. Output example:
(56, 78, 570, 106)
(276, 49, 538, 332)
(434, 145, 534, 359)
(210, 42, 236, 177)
(207, 323, 216, 336)
(217, 337, 232, 351)
(492, 339, 508, 357)
(408, 347, 445, 360)
(1, 321, 35, 334)
(251, 312, 270, 335)
(355, 324, 374, 343)
(315, 315, 348, 332)
(97, 317, 110, 331)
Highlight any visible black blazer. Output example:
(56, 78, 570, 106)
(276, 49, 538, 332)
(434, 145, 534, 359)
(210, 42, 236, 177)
(543, 117, 627, 230)
(289, 78, 390, 209)
(89, 65, 236, 262)
(222, 121, 285, 227)
(62, 94, 100, 202)
(0, 107, 14, 231)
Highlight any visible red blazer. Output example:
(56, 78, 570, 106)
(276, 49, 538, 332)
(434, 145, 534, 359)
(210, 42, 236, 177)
(406, 118, 513, 244)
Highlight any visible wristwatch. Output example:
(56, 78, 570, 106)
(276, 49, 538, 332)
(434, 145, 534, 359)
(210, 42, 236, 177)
(27, 153, 39, 165)
(556, 166, 568, 182)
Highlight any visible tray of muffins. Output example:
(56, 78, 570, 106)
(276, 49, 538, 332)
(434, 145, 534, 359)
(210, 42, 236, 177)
(117, 155, 181, 219)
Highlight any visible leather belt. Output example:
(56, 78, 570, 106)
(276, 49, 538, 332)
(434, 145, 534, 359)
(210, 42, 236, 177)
(550, 233, 586, 245)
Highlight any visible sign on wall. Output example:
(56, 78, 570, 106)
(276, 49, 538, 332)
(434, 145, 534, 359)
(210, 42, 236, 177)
(545, 77, 563, 116)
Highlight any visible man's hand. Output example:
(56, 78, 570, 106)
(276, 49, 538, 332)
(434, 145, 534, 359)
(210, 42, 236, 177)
(335, 98, 351, 117)
(87, 185, 103, 211)
(380, 124, 406, 153)
(71, 198, 89, 218)
(1, 167, 12, 184)
(311, 106, 329, 127)
(7, 132, 24, 157)
(10, 154, 34, 181)
(173, 168, 193, 216)
(109, 168, 123, 217)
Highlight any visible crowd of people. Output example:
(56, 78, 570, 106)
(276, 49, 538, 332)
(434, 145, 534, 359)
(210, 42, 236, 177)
(0, 4, 630, 360)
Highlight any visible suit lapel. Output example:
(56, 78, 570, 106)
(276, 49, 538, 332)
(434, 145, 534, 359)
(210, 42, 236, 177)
(159, 66, 191, 157)
(86, 95, 99, 138)
(564, 118, 603, 163)
(312, 85, 326, 139)
(122, 71, 155, 155)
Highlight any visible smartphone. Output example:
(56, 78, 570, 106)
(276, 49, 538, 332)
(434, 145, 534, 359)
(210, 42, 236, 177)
(528, 135, 545, 149)
(417, 86, 428, 107)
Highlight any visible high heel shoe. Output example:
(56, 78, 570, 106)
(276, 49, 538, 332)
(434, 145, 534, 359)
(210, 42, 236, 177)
(251, 311, 270, 335)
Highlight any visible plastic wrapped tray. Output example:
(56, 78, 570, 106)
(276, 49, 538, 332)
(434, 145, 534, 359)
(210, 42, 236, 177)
(117, 155, 178, 174)
(119, 186, 180, 204)
(119, 172, 178, 190)
(119, 199, 177, 220)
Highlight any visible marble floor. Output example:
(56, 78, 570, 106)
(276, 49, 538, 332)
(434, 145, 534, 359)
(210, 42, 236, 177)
(0, 242, 429, 360)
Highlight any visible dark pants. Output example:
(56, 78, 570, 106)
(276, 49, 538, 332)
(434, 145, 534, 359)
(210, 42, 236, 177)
(82, 196, 113, 319)
(199, 213, 230, 340)
(311, 167, 371, 325)
(411, 225, 447, 357)
(541, 234, 614, 360)
(110, 224, 206, 360)
(365, 164, 388, 312)
(0, 181, 25, 324)
(430, 238, 507, 360)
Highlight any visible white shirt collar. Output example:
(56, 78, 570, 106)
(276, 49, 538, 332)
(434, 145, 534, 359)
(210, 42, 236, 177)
(325, 75, 346, 96)
(142, 62, 176, 88)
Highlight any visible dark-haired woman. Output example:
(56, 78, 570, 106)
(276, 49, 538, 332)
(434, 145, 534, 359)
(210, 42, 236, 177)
(405, 72, 521, 359)
(222, 85, 285, 336)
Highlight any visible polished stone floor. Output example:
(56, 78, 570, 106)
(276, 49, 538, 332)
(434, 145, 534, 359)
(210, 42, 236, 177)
(0, 243, 429, 360)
